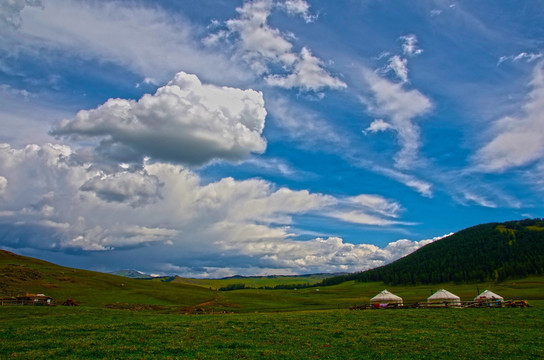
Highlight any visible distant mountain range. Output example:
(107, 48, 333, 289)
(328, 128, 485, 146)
(219, 273, 344, 280)
(109, 269, 153, 279)
(320, 219, 544, 286)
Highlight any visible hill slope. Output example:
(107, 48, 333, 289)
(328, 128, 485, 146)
(0, 249, 214, 307)
(321, 219, 544, 286)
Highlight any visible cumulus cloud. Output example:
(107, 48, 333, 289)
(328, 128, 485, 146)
(361, 68, 432, 169)
(0, 0, 41, 32)
(206, 0, 344, 91)
(475, 62, 544, 172)
(80, 171, 162, 207)
(0, 142, 426, 275)
(51, 72, 267, 166)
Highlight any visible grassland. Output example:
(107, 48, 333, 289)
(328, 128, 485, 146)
(172, 274, 328, 290)
(1, 306, 543, 359)
(2, 249, 544, 358)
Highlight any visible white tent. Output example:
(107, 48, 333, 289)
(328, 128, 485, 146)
(427, 289, 461, 305)
(370, 289, 403, 305)
(474, 290, 504, 302)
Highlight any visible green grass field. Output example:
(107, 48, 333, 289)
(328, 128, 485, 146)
(172, 274, 328, 290)
(1, 306, 543, 359)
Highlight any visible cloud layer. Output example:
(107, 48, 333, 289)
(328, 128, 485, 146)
(0, 142, 434, 275)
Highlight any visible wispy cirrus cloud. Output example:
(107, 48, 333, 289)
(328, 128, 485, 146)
(475, 62, 544, 172)
(4, 0, 248, 85)
(498, 52, 543, 66)
(361, 68, 433, 170)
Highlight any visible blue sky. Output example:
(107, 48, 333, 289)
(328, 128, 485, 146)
(1, 0, 543, 277)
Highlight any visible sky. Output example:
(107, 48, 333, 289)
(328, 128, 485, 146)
(1, 0, 543, 277)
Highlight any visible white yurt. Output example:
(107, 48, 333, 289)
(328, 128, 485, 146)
(370, 289, 403, 305)
(427, 289, 461, 305)
(474, 290, 504, 302)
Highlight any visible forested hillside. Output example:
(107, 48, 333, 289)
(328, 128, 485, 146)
(321, 219, 544, 286)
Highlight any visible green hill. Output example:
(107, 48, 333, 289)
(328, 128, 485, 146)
(320, 219, 544, 286)
(173, 273, 331, 290)
(0, 249, 214, 308)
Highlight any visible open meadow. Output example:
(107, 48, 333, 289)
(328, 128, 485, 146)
(2, 250, 544, 358)
(1, 305, 543, 359)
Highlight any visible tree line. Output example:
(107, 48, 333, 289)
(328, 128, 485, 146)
(318, 219, 544, 286)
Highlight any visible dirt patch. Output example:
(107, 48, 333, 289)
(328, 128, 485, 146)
(105, 302, 169, 311)
(180, 298, 242, 314)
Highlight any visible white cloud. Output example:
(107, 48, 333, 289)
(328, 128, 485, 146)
(475, 62, 544, 172)
(281, 0, 317, 23)
(347, 194, 401, 218)
(51, 72, 267, 166)
(267, 96, 345, 149)
(80, 171, 162, 207)
(377, 234, 450, 262)
(243, 157, 299, 178)
(0, 0, 41, 32)
(400, 34, 422, 57)
(222, 0, 296, 74)
(207, 0, 344, 91)
(329, 194, 409, 226)
(329, 211, 403, 226)
(0, 175, 7, 194)
(498, 52, 543, 66)
(364, 119, 394, 134)
(361, 68, 432, 169)
(0, 84, 31, 98)
(372, 165, 433, 198)
(462, 192, 497, 208)
(7, 0, 248, 84)
(383, 55, 409, 83)
(0, 142, 422, 274)
(265, 47, 347, 91)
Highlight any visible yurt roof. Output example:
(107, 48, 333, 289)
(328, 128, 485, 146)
(427, 289, 460, 301)
(370, 289, 403, 301)
(475, 290, 504, 301)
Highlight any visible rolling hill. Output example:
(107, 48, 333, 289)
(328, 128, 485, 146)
(0, 249, 214, 308)
(320, 219, 544, 286)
